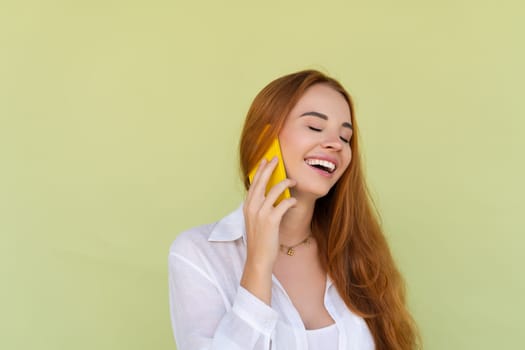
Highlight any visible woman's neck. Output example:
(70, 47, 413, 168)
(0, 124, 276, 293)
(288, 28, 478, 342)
(279, 197, 315, 245)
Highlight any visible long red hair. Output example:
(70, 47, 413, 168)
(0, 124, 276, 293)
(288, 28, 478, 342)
(239, 70, 420, 349)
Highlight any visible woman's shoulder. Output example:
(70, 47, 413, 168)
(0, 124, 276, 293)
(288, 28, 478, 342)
(169, 222, 216, 258)
(169, 204, 245, 258)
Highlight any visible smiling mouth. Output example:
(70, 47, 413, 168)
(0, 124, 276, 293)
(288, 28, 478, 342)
(305, 159, 336, 174)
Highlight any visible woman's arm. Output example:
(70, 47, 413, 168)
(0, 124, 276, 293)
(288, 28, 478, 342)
(241, 157, 296, 305)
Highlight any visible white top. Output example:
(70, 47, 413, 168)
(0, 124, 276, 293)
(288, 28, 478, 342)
(306, 324, 339, 349)
(168, 204, 375, 350)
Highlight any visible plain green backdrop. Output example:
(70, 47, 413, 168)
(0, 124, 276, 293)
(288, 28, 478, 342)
(1, 0, 524, 349)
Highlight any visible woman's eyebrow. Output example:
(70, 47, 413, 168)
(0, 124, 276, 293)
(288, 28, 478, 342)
(300, 111, 353, 130)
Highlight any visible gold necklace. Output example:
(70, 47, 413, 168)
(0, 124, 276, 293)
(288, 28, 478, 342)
(279, 235, 312, 256)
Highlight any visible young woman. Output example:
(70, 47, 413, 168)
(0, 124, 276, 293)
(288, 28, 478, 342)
(169, 70, 420, 349)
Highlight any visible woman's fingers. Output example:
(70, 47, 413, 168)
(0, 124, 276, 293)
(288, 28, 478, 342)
(262, 178, 296, 210)
(271, 197, 297, 221)
(249, 158, 267, 187)
(248, 157, 296, 214)
(247, 157, 278, 202)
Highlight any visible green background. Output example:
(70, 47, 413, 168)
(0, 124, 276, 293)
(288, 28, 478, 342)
(2, 0, 523, 349)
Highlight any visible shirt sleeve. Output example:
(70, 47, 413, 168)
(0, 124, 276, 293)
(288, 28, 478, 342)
(168, 251, 279, 350)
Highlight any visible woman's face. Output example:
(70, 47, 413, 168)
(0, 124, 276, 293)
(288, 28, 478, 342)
(279, 84, 353, 199)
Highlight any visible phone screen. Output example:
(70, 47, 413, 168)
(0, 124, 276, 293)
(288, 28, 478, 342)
(248, 137, 291, 205)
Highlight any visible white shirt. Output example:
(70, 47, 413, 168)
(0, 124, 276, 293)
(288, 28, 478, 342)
(306, 324, 339, 349)
(168, 204, 375, 350)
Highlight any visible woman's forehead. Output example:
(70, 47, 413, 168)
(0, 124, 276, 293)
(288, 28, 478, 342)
(289, 84, 352, 122)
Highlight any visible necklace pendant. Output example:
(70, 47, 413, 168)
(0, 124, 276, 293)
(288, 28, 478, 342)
(286, 248, 295, 256)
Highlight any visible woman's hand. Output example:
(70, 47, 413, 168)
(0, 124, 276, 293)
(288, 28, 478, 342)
(240, 157, 297, 305)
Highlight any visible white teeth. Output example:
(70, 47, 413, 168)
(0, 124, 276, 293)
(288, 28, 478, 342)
(305, 159, 336, 173)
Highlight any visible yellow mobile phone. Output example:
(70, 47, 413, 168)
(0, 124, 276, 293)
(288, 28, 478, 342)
(248, 137, 291, 206)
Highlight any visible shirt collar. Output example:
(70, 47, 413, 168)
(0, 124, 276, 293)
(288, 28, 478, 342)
(208, 203, 246, 243)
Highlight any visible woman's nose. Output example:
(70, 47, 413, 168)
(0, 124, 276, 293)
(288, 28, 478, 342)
(320, 135, 343, 150)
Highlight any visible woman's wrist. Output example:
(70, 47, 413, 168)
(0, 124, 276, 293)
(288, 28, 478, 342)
(240, 259, 273, 305)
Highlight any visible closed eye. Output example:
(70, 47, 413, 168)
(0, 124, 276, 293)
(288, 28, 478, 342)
(308, 126, 322, 132)
(340, 137, 350, 143)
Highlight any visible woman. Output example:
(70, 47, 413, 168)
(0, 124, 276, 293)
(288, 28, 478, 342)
(169, 70, 420, 349)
